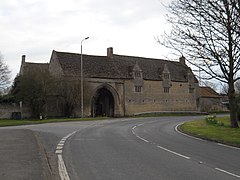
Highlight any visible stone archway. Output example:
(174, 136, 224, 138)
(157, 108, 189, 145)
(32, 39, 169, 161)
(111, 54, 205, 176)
(92, 88, 115, 117)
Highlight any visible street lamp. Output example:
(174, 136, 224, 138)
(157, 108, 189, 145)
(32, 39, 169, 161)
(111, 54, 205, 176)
(81, 37, 89, 117)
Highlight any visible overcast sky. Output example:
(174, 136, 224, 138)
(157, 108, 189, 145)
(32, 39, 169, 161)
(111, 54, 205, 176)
(0, 0, 173, 79)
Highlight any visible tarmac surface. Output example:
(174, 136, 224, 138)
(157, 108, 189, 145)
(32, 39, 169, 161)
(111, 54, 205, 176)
(0, 129, 53, 180)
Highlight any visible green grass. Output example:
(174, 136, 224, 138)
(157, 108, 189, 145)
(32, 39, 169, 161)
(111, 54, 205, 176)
(0, 117, 109, 127)
(179, 116, 240, 148)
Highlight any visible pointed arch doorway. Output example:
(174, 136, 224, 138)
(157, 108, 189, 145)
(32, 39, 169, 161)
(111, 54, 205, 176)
(92, 88, 115, 117)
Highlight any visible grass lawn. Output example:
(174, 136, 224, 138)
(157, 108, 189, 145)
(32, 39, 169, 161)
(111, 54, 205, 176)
(179, 116, 240, 148)
(0, 117, 109, 127)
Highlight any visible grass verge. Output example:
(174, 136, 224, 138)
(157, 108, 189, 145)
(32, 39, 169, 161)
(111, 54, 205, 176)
(178, 116, 240, 148)
(0, 117, 109, 127)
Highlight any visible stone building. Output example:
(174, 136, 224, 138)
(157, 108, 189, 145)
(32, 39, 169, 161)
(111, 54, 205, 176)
(199, 86, 228, 112)
(19, 47, 199, 117)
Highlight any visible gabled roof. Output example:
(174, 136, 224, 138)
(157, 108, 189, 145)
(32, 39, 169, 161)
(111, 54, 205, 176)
(200, 87, 221, 98)
(20, 62, 49, 75)
(53, 50, 197, 82)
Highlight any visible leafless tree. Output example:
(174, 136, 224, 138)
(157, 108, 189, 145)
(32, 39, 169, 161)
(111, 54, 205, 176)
(0, 52, 11, 91)
(159, 0, 240, 128)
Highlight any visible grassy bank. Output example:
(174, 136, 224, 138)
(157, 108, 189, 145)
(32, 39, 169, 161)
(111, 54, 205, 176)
(0, 117, 109, 127)
(179, 116, 240, 148)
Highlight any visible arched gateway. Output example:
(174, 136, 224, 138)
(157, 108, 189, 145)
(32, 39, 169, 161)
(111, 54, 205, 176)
(91, 87, 115, 117)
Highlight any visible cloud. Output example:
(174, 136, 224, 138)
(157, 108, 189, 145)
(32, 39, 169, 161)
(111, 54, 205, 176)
(0, 0, 172, 79)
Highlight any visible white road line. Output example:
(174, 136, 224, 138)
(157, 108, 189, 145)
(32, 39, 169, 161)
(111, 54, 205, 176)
(56, 146, 63, 150)
(215, 168, 240, 178)
(175, 123, 205, 141)
(217, 143, 240, 150)
(58, 154, 70, 180)
(136, 135, 149, 143)
(55, 150, 62, 154)
(176, 123, 240, 150)
(132, 123, 190, 160)
(56, 130, 78, 180)
(157, 145, 191, 160)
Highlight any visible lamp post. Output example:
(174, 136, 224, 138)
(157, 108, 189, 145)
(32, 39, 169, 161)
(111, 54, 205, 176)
(81, 37, 89, 117)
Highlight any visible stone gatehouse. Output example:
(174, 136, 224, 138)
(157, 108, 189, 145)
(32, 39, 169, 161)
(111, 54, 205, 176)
(19, 47, 199, 117)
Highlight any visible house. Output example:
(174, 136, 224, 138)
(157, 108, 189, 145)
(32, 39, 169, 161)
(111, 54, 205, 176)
(199, 86, 227, 112)
(19, 47, 200, 117)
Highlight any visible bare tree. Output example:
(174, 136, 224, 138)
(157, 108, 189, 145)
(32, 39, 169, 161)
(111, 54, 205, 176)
(159, 0, 240, 128)
(0, 52, 11, 90)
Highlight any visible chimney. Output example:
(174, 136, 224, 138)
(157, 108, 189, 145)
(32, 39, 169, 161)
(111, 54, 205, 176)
(22, 55, 26, 63)
(179, 55, 185, 65)
(107, 47, 113, 59)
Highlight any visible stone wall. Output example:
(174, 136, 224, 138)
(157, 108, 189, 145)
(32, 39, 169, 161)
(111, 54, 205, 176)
(0, 103, 31, 119)
(200, 97, 227, 112)
(124, 79, 199, 115)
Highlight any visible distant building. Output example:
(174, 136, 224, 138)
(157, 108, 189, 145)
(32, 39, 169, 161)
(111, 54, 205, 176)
(19, 47, 200, 117)
(199, 86, 228, 112)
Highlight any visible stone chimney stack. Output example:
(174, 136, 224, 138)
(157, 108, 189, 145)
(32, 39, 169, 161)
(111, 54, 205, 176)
(107, 47, 113, 59)
(179, 55, 186, 65)
(22, 55, 26, 63)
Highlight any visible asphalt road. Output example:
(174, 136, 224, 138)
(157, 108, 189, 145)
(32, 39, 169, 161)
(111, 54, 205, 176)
(63, 117, 240, 180)
(2, 116, 240, 180)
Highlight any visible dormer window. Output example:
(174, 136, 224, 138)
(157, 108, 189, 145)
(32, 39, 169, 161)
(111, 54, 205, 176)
(135, 71, 141, 78)
(163, 73, 170, 80)
(162, 64, 171, 80)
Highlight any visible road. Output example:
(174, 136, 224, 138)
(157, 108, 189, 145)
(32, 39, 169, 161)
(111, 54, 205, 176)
(2, 116, 240, 180)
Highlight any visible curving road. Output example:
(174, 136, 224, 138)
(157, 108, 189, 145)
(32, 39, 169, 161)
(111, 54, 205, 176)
(5, 116, 240, 180)
(62, 116, 240, 180)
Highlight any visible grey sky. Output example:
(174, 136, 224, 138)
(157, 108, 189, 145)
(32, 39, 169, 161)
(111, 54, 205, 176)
(0, 0, 172, 79)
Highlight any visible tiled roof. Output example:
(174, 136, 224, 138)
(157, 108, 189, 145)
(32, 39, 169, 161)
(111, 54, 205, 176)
(20, 62, 49, 75)
(200, 87, 221, 98)
(54, 50, 196, 82)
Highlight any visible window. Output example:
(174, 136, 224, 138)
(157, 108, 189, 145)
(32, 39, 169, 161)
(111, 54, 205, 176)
(163, 87, 170, 93)
(135, 86, 142, 92)
(163, 73, 170, 79)
(135, 71, 141, 78)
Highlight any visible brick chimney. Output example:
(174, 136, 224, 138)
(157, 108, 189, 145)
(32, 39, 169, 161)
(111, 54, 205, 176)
(107, 47, 113, 59)
(179, 55, 185, 65)
(22, 55, 26, 63)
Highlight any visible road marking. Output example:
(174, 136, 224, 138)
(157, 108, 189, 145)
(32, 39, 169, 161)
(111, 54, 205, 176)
(56, 146, 63, 150)
(55, 130, 78, 180)
(176, 123, 240, 150)
(55, 150, 62, 154)
(136, 135, 149, 143)
(217, 143, 240, 150)
(157, 145, 191, 160)
(215, 168, 240, 178)
(175, 123, 205, 141)
(132, 124, 190, 160)
(58, 154, 70, 180)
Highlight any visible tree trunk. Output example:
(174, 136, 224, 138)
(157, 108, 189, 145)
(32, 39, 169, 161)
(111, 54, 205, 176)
(228, 83, 239, 128)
